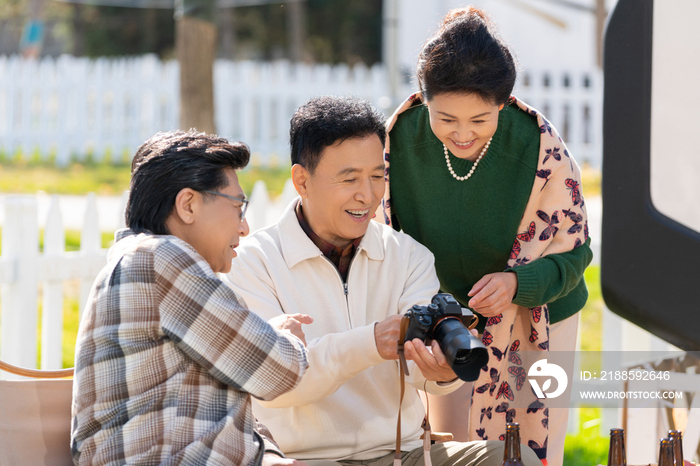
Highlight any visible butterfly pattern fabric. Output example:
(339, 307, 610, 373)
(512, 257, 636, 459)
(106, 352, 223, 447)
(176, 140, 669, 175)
(381, 93, 589, 463)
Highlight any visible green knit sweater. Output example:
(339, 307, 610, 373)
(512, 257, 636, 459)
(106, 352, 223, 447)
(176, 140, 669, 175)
(389, 103, 591, 332)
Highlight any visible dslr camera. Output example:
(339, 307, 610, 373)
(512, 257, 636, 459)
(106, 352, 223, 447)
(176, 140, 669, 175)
(404, 293, 488, 382)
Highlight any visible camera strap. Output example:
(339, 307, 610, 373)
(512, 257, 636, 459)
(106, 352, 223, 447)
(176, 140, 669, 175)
(397, 316, 411, 377)
(395, 316, 433, 466)
(468, 315, 479, 331)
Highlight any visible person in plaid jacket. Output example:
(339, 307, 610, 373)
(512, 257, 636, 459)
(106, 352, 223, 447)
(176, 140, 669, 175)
(71, 130, 309, 466)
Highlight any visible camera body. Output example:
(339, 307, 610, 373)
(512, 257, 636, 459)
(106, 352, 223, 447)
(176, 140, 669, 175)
(404, 293, 472, 342)
(404, 293, 488, 382)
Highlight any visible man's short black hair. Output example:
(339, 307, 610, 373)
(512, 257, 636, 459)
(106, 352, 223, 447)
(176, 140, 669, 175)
(290, 96, 387, 174)
(126, 130, 250, 235)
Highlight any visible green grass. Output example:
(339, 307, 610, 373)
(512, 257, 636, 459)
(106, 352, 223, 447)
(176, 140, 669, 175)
(581, 164, 602, 197)
(59, 284, 82, 369)
(565, 405, 609, 465)
(0, 162, 132, 196)
(580, 266, 603, 355)
(0, 158, 292, 197)
(0, 227, 115, 255)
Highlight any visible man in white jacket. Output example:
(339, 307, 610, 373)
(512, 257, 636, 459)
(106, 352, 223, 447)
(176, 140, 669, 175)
(225, 96, 540, 466)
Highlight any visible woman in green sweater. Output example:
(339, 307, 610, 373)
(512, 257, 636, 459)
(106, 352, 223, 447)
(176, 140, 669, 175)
(381, 7, 591, 466)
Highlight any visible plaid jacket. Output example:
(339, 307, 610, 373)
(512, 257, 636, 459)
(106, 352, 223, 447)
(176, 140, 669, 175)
(71, 229, 308, 466)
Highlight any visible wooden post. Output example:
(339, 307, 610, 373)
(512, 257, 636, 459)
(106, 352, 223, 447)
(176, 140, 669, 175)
(0, 196, 39, 378)
(41, 195, 65, 370)
(175, 0, 217, 135)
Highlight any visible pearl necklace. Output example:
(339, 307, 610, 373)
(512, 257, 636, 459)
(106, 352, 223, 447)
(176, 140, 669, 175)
(443, 137, 492, 181)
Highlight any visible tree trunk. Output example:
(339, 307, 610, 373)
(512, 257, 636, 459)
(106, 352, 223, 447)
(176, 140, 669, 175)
(286, 0, 306, 62)
(176, 15, 217, 134)
(72, 4, 85, 56)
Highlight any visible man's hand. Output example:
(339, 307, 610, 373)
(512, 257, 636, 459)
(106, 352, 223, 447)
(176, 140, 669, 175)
(404, 339, 458, 383)
(269, 314, 314, 345)
(262, 453, 308, 466)
(374, 314, 403, 360)
(467, 271, 518, 317)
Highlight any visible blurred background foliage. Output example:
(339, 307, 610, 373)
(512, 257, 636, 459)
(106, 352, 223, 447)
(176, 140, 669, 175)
(0, 0, 383, 63)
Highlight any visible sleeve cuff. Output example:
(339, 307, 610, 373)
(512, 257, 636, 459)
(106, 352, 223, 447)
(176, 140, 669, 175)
(424, 377, 464, 395)
(437, 377, 459, 386)
(511, 265, 539, 307)
(264, 448, 285, 458)
(260, 432, 285, 458)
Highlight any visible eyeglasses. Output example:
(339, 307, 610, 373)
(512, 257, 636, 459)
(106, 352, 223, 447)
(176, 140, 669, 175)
(202, 190, 249, 221)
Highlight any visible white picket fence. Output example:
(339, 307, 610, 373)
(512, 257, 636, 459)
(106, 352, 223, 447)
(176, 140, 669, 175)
(0, 194, 106, 373)
(0, 54, 604, 167)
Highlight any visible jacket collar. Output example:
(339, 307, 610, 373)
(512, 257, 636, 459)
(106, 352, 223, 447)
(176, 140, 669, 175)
(278, 198, 386, 269)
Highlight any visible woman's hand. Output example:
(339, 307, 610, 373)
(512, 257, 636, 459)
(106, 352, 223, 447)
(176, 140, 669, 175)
(467, 272, 518, 317)
(268, 314, 314, 345)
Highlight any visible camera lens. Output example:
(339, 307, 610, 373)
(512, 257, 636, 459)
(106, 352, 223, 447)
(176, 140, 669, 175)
(433, 317, 488, 382)
(453, 349, 477, 365)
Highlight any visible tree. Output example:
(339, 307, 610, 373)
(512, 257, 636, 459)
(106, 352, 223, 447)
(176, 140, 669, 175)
(175, 0, 217, 134)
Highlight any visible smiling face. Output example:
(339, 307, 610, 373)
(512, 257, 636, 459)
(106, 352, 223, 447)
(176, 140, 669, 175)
(427, 92, 504, 161)
(169, 168, 250, 274)
(196, 169, 250, 273)
(292, 135, 385, 248)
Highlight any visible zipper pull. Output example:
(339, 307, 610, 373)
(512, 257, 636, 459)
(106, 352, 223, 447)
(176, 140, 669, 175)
(344, 283, 348, 296)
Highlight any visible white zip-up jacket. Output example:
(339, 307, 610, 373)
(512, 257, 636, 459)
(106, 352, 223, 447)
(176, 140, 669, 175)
(225, 199, 463, 461)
